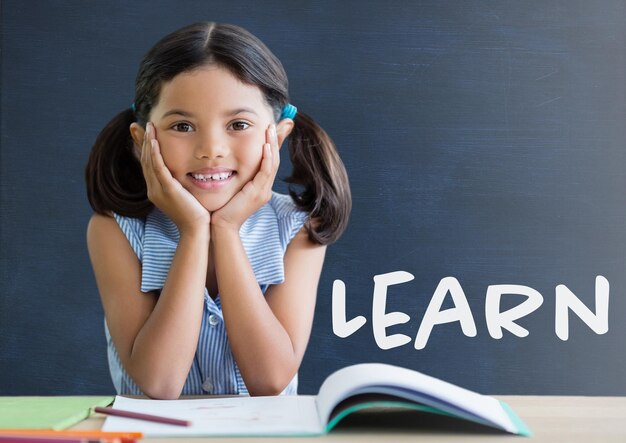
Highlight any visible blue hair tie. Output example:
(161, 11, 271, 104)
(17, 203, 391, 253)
(280, 103, 297, 120)
(131, 102, 136, 112)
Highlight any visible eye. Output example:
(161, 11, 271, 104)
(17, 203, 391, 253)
(172, 122, 194, 132)
(230, 121, 250, 131)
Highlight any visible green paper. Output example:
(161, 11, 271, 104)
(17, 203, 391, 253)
(0, 396, 114, 430)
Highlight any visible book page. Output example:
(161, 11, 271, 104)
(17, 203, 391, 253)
(315, 363, 516, 433)
(101, 395, 321, 437)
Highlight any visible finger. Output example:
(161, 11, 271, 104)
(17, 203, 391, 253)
(141, 122, 160, 191)
(140, 122, 149, 169)
(251, 142, 275, 191)
(269, 123, 280, 171)
(150, 138, 176, 189)
(262, 124, 280, 178)
(243, 126, 278, 200)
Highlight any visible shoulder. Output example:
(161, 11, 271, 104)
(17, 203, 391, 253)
(88, 211, 147, 261)
(111, 212, 146, 246)
(87, 212, 120, 239)
(268, 192, 307, 221)
(86, 213, 137, 263)
(268, 192, 310, 249)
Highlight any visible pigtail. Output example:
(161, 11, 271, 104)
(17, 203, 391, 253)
(85, 109, 151, 217)
(285, 111, 351, 245)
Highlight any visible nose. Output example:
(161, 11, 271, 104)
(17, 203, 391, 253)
(194, 128, 228, 159)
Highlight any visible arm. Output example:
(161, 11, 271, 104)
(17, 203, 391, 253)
(87, 123, 211, 399)
(210, 121, 324, 395)
(212, 223, 326, 395)
(87, 214, 209, 399)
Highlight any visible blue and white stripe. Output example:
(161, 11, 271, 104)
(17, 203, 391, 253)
(105, 192, 309, 396)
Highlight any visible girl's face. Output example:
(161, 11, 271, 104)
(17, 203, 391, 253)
(137, 65, 284, 212)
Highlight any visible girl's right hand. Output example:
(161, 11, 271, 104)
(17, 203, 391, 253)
(141, 122, 210, 234)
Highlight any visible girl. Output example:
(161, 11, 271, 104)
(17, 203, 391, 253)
(85, 22, 351, 399)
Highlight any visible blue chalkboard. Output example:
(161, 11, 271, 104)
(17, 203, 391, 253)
(1, 0, 625, 395)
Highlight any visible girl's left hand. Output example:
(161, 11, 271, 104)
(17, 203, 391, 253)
(211, 124, 280, 231)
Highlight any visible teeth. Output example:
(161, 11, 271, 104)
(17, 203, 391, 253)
(191, 172, 233, 181)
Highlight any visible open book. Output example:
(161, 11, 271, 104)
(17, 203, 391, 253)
(101, 363, 531, 437)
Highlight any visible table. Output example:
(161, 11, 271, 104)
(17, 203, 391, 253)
(71, 396, 626, 442)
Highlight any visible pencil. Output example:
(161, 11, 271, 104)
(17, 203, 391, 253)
(0, 436, 135, 443)
(94, 406, 191, 427)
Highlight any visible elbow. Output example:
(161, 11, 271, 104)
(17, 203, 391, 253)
(248, 384, 286, 397)
(142, 383, 183, 400)
(133, 372, 185, 400)
(246, 368, 297, 397)
(126, 359, 187, 399)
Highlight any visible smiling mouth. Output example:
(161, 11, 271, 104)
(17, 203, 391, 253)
(188, 171, 235, 182)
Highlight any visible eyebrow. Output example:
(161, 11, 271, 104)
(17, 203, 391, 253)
(161, 109, 195, 119)
(226, 107, 259, 117)
(161, 107, 259, 119)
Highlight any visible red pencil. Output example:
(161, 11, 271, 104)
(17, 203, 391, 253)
(94, 406, 191, 427)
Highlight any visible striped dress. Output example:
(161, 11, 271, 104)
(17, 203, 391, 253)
(105, 192, 309, 396)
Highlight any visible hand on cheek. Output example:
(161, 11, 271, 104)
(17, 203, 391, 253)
(211, 123, 280, 232)
(141, 122, 210, 234)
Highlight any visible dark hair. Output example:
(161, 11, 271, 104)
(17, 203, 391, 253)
(86, 22, 350, 244)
